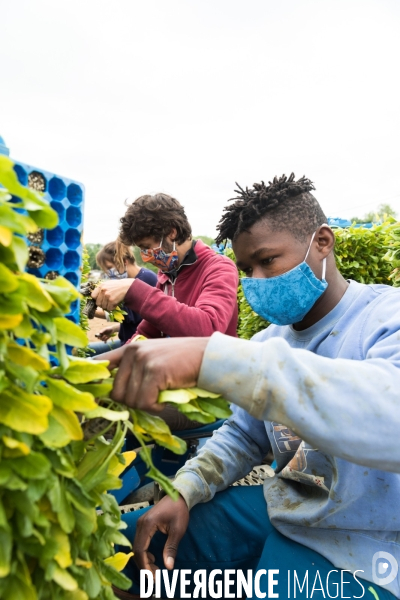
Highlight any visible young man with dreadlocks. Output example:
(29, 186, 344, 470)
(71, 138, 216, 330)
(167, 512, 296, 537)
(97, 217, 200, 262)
(111, 175, 400, 600)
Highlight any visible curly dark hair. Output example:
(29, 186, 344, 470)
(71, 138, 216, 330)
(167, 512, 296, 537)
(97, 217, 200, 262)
(215, 173, 327, 245)
(119, 193, 192, 246)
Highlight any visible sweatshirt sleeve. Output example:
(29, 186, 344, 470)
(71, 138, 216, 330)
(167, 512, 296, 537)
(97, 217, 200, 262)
(124, 259, 238, 337)
(135, 318, 162, 339)
(196, 320, 400, 473)
(173, 406, 271, 510)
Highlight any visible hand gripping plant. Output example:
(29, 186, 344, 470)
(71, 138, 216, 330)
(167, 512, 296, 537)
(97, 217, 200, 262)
(0, 155, 231, 599)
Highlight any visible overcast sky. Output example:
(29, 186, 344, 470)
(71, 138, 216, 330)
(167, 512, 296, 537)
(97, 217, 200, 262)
(2, 0, 400, 243)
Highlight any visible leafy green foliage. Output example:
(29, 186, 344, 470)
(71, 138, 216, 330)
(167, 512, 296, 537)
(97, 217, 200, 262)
(351, 203, 397, 224)
(0, 156, 233, 597)
(383, 224, 400, 287)
(84, 244, 103, 270)
(78, 248, 91, 346)
(159, 388, 232, 424)
(195, 235, 215, 247)
(0, 156, 136, 599)
(224, 221, 400, 339)
(334, 221, 399, 284)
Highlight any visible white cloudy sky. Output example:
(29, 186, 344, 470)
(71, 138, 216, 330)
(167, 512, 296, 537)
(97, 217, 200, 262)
(2, 0, 400, 243)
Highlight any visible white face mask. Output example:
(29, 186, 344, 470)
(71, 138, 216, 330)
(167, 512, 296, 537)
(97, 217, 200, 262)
(107, 267, 128, 280)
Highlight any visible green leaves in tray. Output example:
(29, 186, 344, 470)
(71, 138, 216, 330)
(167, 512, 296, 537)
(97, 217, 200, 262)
(159, 387, 232, 423)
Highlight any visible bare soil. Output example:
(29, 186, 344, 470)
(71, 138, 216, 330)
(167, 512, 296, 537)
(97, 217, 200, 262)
(87, 317, 107, 342)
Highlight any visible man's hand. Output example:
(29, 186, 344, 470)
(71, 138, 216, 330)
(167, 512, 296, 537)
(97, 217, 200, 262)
(133, 494, 189, 574)
(111, 337, 209, 412)
(92, 343, 127, 370)
(91, 279, 134, 311)
(97, 324, 120, 342)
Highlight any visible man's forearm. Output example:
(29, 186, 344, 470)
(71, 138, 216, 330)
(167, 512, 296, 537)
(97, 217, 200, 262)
(198, 332, 400, 472)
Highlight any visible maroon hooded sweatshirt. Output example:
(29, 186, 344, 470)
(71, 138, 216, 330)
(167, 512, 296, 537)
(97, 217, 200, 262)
(124, 240, 238, 339)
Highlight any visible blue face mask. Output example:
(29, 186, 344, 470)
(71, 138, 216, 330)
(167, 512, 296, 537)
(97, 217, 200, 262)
(241, 230, 328, 326)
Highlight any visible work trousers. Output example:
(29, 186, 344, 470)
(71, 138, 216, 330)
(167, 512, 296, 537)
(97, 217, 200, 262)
(121, 486, 395, 599)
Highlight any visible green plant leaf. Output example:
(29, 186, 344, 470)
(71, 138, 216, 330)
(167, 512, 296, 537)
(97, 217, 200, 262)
(175, 401, 215, 424)
(0, 528, 12, 577)
(62, 359, 111, 384)
(44, 378, 98, 412)
(0, 224, 12, 246)
(84, 406, 129, 421)
(2, 574, 37, 600)
(99, 561, 132, 590)
(50, 406, 84, 442)
(7, 341, 50, 371)
(0, 263, 19, 292)
(54, 318, 88, 348)
(5, 360, 39, 393)
(10, 451, 51, 479)
(196, 397, 232, 419)
(13, 314, 35, 338)
(2, 435, 31, 457)
(18, 273, 54, 312)
(52, 565, 78, 591)
(76, 440, 116, 481)
(48, 480, 75, 533)
(158, 389, 197, 404)
(75, 382, 114, 397)
(81, 565, 102, 598)
(10, 235, 29, 271)
(0, 313, 23, 330)
(0, 388, 52, 434)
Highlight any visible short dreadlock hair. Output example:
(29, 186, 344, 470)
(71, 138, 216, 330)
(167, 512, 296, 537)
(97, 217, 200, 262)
(215, 173, 327, 245)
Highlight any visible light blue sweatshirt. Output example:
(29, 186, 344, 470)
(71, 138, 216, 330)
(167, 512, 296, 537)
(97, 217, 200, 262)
(173, 280, 400, 597)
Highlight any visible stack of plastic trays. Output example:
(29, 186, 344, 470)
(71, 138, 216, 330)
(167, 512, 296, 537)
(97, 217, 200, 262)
(12, 161, 85, 325)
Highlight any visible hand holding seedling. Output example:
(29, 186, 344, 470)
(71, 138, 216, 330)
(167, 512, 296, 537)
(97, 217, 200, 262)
(92, 278, 134, 311)
(97, 324, 120, 341)
(111, 337, 210, 412)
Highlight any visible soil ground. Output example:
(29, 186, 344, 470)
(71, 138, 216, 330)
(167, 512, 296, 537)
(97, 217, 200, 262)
(87, 317, 107, 342)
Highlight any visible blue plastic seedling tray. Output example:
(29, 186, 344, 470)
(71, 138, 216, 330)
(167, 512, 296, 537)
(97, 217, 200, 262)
(12, 160, 85, 325)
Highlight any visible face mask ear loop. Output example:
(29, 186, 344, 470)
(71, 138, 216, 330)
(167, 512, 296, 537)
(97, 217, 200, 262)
(304, 231, 317, 261)
(318, 224, 329, 280)
(322, 257, 327, 280)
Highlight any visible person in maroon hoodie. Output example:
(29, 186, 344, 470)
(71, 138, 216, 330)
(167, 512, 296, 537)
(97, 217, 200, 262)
(91, 192, 238, 429)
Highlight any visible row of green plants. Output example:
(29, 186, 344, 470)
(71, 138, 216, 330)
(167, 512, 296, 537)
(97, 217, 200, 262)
(0, 156, 230, 600)
(0, 155, 136, 599)
(225, 221, 400, 339)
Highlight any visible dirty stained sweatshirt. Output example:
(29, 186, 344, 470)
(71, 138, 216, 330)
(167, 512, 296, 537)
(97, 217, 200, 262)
(173, 280, 400, 597)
